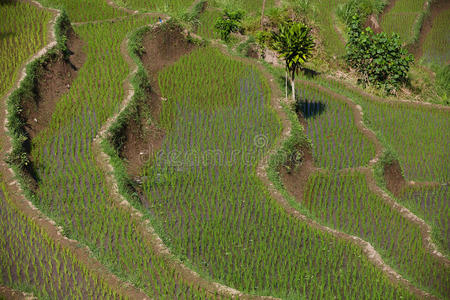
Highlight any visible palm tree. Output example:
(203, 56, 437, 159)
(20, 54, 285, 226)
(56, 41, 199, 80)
(270, 22, 315, 101)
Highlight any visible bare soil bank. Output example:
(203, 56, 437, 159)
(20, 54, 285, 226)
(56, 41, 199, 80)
(21, 28, 86, 139)
(120, 23, 196, 177)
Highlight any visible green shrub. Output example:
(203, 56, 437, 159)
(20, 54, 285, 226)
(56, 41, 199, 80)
(346, 15, 414, 94)
(214, 8, 244, 41)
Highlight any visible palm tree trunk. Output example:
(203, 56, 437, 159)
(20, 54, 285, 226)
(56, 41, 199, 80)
(261, 0, 267, 29)
(285, 69, 288, 100)
(291, 71, 296, 102)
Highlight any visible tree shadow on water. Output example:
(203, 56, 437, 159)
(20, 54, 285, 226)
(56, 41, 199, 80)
(295, 98, 326, 119)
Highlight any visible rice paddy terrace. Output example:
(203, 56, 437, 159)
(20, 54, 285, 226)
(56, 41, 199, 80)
(0, 0, 448, 299)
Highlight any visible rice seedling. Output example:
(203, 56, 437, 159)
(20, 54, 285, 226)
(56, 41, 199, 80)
(38, 0, 127, 22)
(296, 86, 376, 169)
(422, 8, 450, 65)
(380, 0, 428, 43)
(362, 101, 450, 183)
(310, 0, 347, 56)
(23, 15, 223, 299)
(304, 170, 449, 299)
(197, 9, 222, 40)
(139, 46, 416, 299)
(209, 0, 276, 15)
(0, 184, 126, 299)
(111, 0, 195, 14)
(296, 75, 450, 183)
(0, 0, 52, 98)
(399, 184, 449, 254)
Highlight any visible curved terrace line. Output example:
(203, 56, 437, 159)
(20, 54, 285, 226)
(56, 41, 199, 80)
(297, 79, 449, 264)
(0, 1, 151, 299)
(93, 17, 279, 300)
(98, 1, 281, 298)
(257, 87, 438, 300)
(169, 28, 445, 299)
(193, 41, 442, 298)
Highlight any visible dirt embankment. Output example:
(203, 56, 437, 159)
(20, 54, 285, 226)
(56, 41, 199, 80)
(0, 285, 35, 300)
(383, 161, 407, 196)
(21, 28, 86, 139)
(120, 23, 196, 178)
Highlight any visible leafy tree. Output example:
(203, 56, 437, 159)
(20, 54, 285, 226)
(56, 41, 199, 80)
(270, 21, 315, 101)
(346, 15, 414, 94)
(215, 9, 244, 42)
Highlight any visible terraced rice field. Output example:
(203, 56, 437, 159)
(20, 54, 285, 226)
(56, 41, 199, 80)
(1, 0, 449, 299)
(296, 87, 376, 169)
(380, 0, 428, 43)
(38, 0, 127, 22)
(0, 0, 52, 98)
(421, 6, 450, 64)
(311, 0, 346, 56)
(196, 9, 221, 40)
(141, 45, 415, 299)
(399, 184, 449, 253)
(111, 0, 195, 14)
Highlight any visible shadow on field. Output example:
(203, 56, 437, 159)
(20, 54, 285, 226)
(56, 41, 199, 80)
(295, 100, 326, 119)
(0, 31, 15, 39)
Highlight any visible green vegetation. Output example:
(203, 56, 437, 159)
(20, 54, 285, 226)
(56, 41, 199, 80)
(139, 46, 416, 299)
(422, 8, 450, 65)
(435, 65, 450, 101)
(0, 5, 124, 299)
(7, 15, 220, 299)
(296, 74, 450, 182)
(270, 21, 315, 101)
(0, 1, 52, 98)
(304, 170, 449, 299)
(337, 0, 386, 25)
(0, 184, 125, 299)
(346, 15, 414, 94)
(197, 9, 222, 39)
(2, 0, 449, 298)
(113, 0, 194, 14)
(295, 86, 376, 169)
(380, 0, 428, 44)
(210, 0, 276, 16)
(38, 0, 127, 22)
(215, 9, 244, 41)
(362, 101, 449, 182)
(310, 0, 347, 56)
(399, 185, 449, 254)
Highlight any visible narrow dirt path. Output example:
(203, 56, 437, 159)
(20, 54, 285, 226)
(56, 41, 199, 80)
(0, 285, 36, 300)
(93, 20, 279, 300)
(0, 2, 151, 299)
